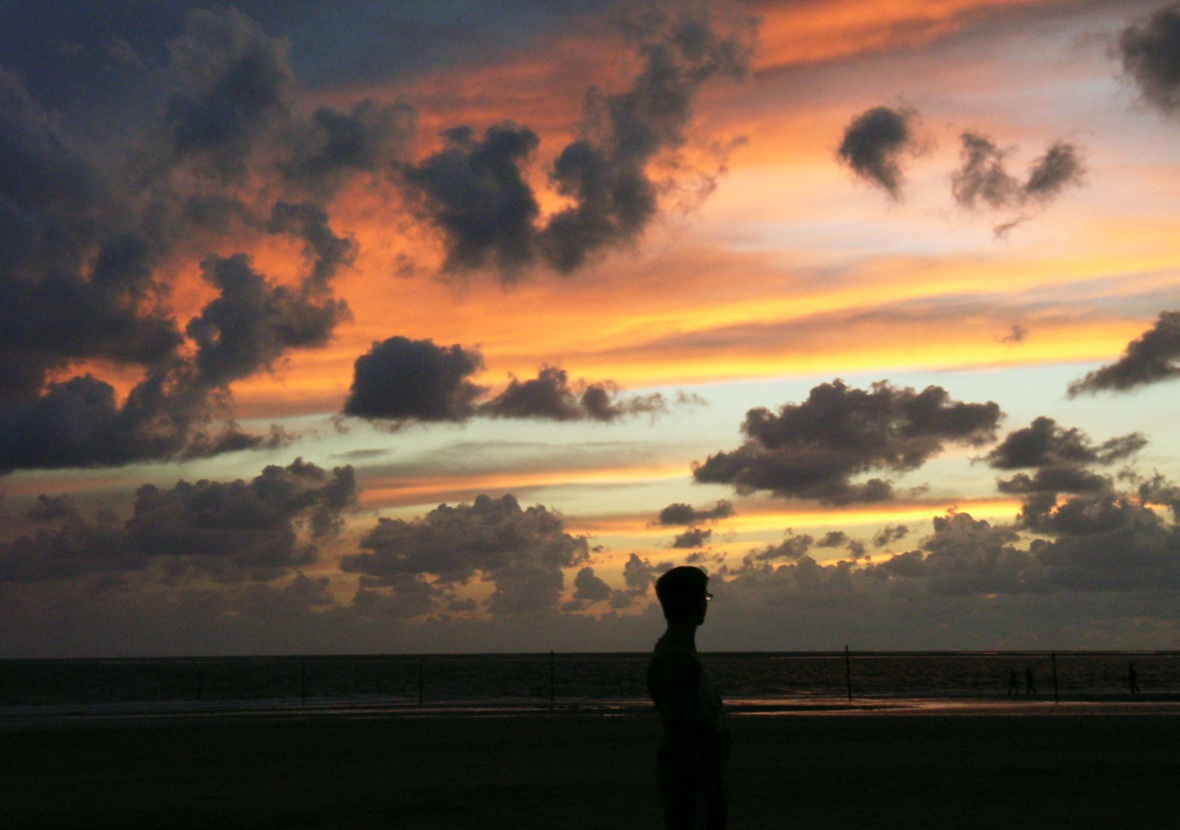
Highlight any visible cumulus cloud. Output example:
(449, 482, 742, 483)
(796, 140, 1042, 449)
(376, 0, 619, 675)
(343, 338, 669, 425)
(280, 100, 416, 198)
(401, 0, 755, 277)
(872, 524, 910, 548)
(657, 499, 734, 526)
(748, 531, 813, 563)
(984, 416, 1148, 532)
(693, 380, 1002, 504)
(1119, 3, 1180, 115)
(343, 337, 487, 423)
(623, 552, 658, 595)
(187, 251, 350, 387)
(402, 123, 542, 274)
(480, 366, 668, 422)
(572, 565, 614, 603)
(815, 530, 867, 559)
(0, 69, 183, 402)
(1067, 311, 1180, 395)
(0, 8, 389, 474)
(0, 459, 357, 583)
(672, 527, 713, 548)
(984, 416, 1146, 471)
(875, 511, 1030, 595)
(836, 105, 925, 199)
(159, 7, 295, 182)
(340, 494, 590, 616)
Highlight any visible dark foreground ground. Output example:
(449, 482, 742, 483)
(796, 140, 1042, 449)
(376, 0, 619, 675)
(3, 703, 1180, 828)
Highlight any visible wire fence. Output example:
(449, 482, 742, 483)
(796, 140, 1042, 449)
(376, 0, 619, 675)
(2, 651, 1177, 710)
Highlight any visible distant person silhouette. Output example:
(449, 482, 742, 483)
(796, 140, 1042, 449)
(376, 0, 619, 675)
(1129, 663, 1140, 694)
(1007, 669, 1020, 696)
(1025, 666, 1037, 696)
(647, 566, 730, 830)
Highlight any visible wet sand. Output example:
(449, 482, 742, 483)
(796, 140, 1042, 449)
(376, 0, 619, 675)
(4, 702, 1180, 828)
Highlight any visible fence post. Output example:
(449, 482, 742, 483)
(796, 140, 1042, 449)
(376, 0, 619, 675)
(844, 646, 853, 702)
(418, 656, 424, 707)
(1051, 652, 1059, 704)
(301, 656, 307, 707)
(549, 651, 556, 710)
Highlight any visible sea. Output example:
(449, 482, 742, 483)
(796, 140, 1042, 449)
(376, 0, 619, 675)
(3, 651, 1178, 720)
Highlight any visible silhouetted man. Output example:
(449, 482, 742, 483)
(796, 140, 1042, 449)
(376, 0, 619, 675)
(647, 566, 730, 830)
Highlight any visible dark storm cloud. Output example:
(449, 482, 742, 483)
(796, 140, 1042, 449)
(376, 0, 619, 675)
(479, 366, 667, 422)
(0, 8, 372, 473)
(0, 68, 184, 402)
(693, 380, 1002, 504)
(402, 0, 754, 277)
(538, 1, 753, 273)
(342, 337, 487, 423)
(402, 123, 542, 274)
(280, 101, 416, 198)
(1067, 311, 1180, 395)
(159, 6, 295, 182)
(187, 253, 350, 388)
(0, 459, 357, 583)
(657, 499, 734, 526)
(266, 201, 358, 290)
(836, 105, 923, 199)
(1119, 3, 1180, 115)
(341, 494, 590, 616)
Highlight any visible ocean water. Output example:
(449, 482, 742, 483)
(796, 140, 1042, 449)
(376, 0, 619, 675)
(2, 651, 1178, 715)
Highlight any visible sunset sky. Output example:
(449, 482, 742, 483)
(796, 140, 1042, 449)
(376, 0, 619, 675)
(3, 0, 1180, 657)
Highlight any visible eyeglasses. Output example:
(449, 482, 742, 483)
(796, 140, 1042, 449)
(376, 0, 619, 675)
(704, 591, 714, 601)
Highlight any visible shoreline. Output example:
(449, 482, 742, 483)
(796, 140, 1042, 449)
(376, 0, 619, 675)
(6, 691, 1180, 730)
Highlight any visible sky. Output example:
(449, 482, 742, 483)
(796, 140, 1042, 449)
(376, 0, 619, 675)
(2, 0, 1180, 657)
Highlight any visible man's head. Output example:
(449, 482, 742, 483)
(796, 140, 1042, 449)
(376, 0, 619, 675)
(655, 566, 711, 624)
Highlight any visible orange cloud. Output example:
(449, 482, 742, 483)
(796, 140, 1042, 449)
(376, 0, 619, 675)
(750, 0, 1074, 70)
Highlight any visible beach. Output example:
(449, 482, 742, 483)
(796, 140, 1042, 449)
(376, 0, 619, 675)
(4, 702, 1180, 828)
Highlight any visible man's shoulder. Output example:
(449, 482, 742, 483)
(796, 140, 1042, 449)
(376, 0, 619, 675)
(649, 640, 702, 681)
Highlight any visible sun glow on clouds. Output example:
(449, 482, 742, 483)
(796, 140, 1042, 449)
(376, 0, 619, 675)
(3, 0, 1180, 654)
